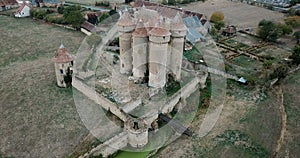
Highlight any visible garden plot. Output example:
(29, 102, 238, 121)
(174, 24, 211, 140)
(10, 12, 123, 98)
(255, 46, 292, 62)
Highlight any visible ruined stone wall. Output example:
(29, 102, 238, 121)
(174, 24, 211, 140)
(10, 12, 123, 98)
(72, 79, 128, 121)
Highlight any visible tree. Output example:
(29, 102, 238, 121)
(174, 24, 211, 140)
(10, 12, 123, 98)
(210, 11, 224, 23)
(214, 20, 225, 30)
(99, 12, 109, 22)
(257, 19, 281, 42)
(290, 0, 300, 6)
(258, 20, 292, 42)
(277, 23, 293, 36)
(291, 45, 300, 65)
(168, 0, 176, 5)
(57, 6, 64, 14)
(162, 0, 167, 5)
(63, 5, 84, 29)
(270, 65, 289, 80)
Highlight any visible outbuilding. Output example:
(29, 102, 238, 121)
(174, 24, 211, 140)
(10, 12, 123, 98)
(15, 2, 30, 18)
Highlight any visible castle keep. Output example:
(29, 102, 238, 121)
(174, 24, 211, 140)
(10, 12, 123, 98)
(117, 6, 187, 89)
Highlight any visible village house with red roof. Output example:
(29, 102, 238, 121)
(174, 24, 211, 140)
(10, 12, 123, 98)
(14, 2, 30, 18)
(0, 0, 18, 11)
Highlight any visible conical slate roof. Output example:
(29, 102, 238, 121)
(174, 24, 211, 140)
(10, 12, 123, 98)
(171, 12, 187, 31)
(117, 11, 135, 27)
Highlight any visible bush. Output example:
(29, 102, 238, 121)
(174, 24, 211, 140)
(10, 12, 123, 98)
(270, 65, 289, 80)
(45, 15, 67, 24)
(109, 9, 117, 15)
(263, 60, 273, 69)
(63, 5, 84, 29)
(31, 9, 47, 19)
(99, 12, 109, 22)
(95, 1, 110, 7)
(284, 16, 300, 28)
(291, 45, 300, 65)
(57, 6, 64, 14)
(214, 20, 225, 30)
(210, 11, 224, 23)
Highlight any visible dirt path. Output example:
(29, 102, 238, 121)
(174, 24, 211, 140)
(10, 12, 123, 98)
(272, 85, 287, 158)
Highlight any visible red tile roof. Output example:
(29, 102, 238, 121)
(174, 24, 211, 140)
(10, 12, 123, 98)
(81, 21, 95, 32)
(53, 44, 74, 63)
(0, 0, 17, 6)
(15, 2, 29, 14)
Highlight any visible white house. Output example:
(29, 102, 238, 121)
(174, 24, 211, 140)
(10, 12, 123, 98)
(15, 2, 30, 18)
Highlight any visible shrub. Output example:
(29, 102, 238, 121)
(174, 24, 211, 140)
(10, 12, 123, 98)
(63, 5, 84, 29)
(31, 9, 47, 19)
(95, 1, 110, 7)
(284, 16, 300, 28)
(57, 6, 64, 14)
(45, 15, 67, 24)
(210, 11, 224, 23)
(99, 12, 109, 22)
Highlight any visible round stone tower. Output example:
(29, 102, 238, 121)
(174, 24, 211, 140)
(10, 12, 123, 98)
(117, 11, 136, 74)
(132, 19, 148, 83)
(53, 44, 74, 88)
(125, 118, 148, 148)
(148, 21, 171, 88)
(169, 12, 187, 81)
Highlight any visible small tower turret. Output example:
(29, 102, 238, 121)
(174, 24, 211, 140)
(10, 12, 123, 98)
(148, 20, 171, 88)
(132, 19, 148, 83)
(117, 11, 136, 74)
(125, 118, 148, 148)
(169, 12, 187, 81)
(53, 44, 74, 88)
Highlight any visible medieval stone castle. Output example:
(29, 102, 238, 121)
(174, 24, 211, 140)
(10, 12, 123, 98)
(117, 6, 187, 89)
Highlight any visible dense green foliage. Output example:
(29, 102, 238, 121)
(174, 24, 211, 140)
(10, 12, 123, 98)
(291, 45, 300, 65)
(258, 19, 292, 42)
(290, 0, 300, 5)
(99, 12, 109, 22)
(63, 5, 84, 29)
(214, 20, 225, 30)
(57, 6, 64, 14)
(30, 9, 47, 19)
(284, 16, 300, 28)
(95, 1, 109, 7)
